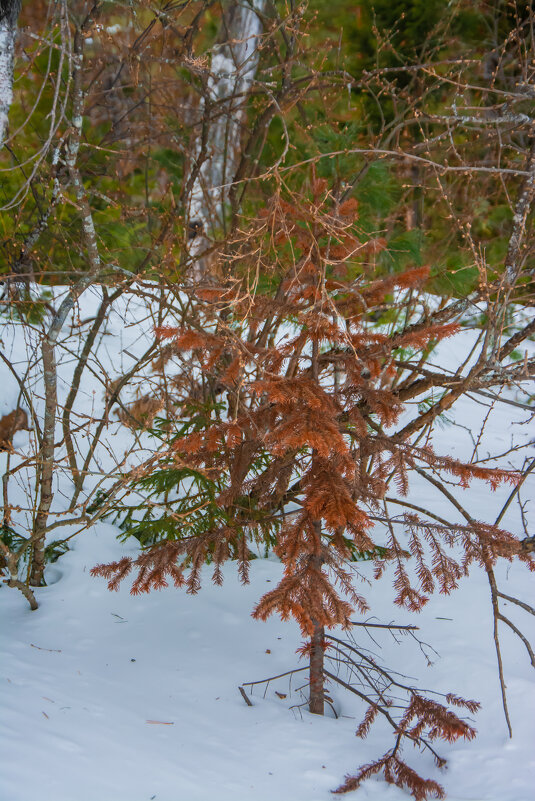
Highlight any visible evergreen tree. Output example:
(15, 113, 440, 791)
(93, 175, 532, 798)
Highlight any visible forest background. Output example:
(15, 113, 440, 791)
(0, 1, 534, 800)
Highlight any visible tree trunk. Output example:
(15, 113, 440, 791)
(309, 540, 325, 715)
(0, 0, 21, 147)
(29, 335, 56, 587)
(187, 0, 265, 277)
(309, 615, 325, 715)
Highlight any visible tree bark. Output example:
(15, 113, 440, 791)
(0, 0, 21, 147)
(309, 536, 325, 715)
(29, 335, 56, 586)
(0, 535, 38, 609)
(187, 0, 265, 277)
(309, 614, 325, 715)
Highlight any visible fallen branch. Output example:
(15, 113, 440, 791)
(238, 686, 253, 707)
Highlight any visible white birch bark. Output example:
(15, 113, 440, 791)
(0, 0, 20, 148)
(188, 0, 265, 275)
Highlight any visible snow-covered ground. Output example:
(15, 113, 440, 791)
(1, 291, 534, 801)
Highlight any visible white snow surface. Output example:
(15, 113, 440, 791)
(1, 290, 534, 801)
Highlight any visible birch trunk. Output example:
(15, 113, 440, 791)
(188, 0, 265, 277)
(0, 0, 21, 147)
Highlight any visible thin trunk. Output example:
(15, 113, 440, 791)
(29, 336, 56, 586)
(309, 614, 325, 715)
(486, 138, 535, 363)
(309, 527, 325, 715)
(1, 458, 38, 608)
(1, 541, 38, 610)
(0, 0, 20, 147)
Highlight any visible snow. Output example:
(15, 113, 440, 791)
(1, 291, 534, 801)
